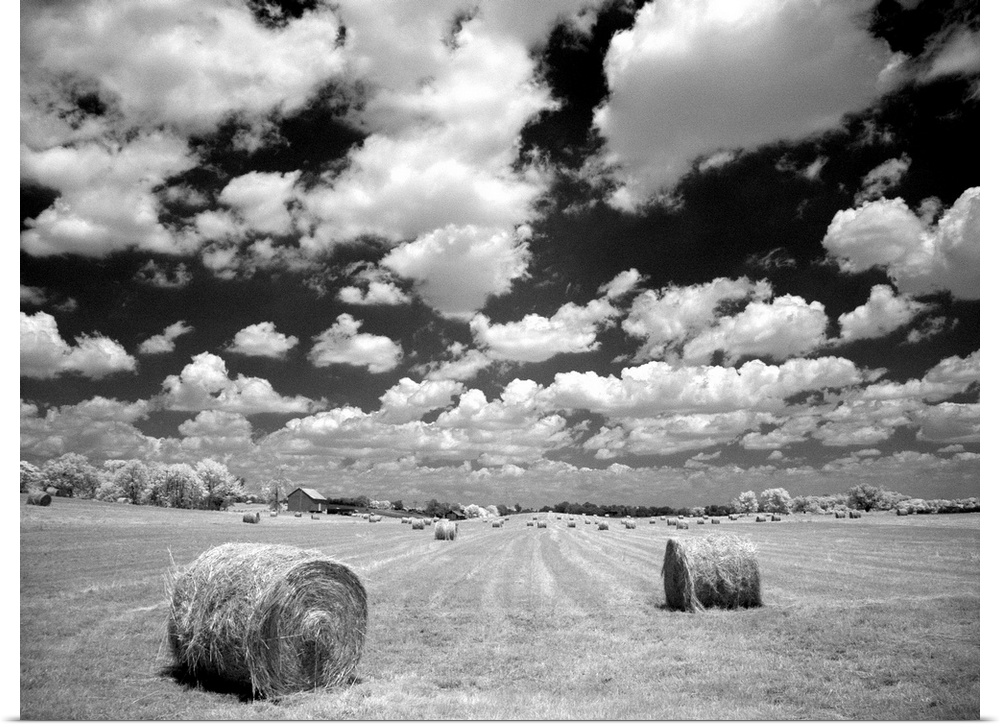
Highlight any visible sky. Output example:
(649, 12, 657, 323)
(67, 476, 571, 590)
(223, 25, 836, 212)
(18, 0, 981, 509)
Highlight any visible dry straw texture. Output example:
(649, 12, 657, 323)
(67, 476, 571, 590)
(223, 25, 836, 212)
(666, 518, 678, 526)
(167, 542, 367, 699)
(242, 512, 260, 524)
(676, 522, 689, 530)
(411, 521, 424, 530)
(625, 520, 637, 530)
(834, 511, 847, 519)
(661, 534, 762, 612)
(27, 491, 52, 507)
(849, 510, 862, 519)
(756, 515, 768, 522)
(434, 520, 457, 540)
(597, 522, 609, 531)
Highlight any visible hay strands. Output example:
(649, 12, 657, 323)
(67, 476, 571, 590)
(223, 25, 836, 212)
(661, 534, 762, 613)
(166, 542, 367, 699)
(27, 490, 52, 507)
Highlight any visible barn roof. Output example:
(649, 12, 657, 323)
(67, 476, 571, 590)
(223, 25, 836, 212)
(292, 487, 328, 502)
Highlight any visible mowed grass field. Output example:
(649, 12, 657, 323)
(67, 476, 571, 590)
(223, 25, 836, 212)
(20, 497, 979, 720)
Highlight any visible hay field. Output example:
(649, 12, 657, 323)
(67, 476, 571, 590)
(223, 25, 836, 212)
(20, 498, 980, 719)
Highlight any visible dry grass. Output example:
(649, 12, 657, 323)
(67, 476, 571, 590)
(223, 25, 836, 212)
(661, 534, 762, 612)
(166, 542, 367, 699)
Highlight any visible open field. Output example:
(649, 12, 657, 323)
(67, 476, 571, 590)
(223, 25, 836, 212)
(21, 497, 979, 719)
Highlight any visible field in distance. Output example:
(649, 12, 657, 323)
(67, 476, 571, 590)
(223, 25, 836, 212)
(20, 497, 979, 720)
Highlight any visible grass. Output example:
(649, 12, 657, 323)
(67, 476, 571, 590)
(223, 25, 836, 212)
(20, 498, 980, 719)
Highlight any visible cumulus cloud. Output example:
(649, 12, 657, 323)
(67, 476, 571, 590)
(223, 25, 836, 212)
(225, 321, 299, 358)
(337, 264, 412, 306)
(854, 155, 911, 204)
(592, 0, 896, 209)
(470, 298, 618, 362)
(159, 352, 321, 413)
(308, 314, 402, 373)
(836, 285, 929, 343)
(139, 321, 194, 355)
(211, 171, 302, 238)
(177, 410, 255, 454)
(586, 410, 775, 458)
(21, 312, 137, 379)
(915, 402, 980, 444)
(134, 260, 193, 288)
(378, 377, 464, 424)
(598, 268, 645, 300)
(822, 187, 980, 300)
(20, 396, 156, 461)
(421, 345, 493, 382)
(21, 285, 47, 306)
(381, 225, 531, 319)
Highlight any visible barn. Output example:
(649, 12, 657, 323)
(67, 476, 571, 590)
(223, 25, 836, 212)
(286, 487, 328, 513)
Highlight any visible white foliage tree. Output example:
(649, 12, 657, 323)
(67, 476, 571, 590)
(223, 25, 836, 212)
(731, 490, 759, 514)
(195, 458, 247, 510)
(759, 487, 792, 514)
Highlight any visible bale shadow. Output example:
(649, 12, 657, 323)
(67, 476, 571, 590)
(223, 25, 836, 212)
(160, 664, 256, 702)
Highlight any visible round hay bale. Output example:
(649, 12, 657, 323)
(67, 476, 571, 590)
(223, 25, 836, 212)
(896, 508, 909, 516)
(661, 534, 762, 612)
(676, 521, 689, 530)
(411, 520, 425, 530)
(434, 520, 457, 540)
(527, 521, 534, 527)
(167, 542, 367, 699)
(755, 515, 767, 522)
(532, 515, 539, 521)
(117, 496, 129, 504)
(771, 515, 781, 522)
(423, 518, 433, 526)
(834, 511, 847, 519)
(27, 490, 52, 507)
(666, 518, 678, 526)
(269, 511, 278, 518)
(849, 510, 861, 519)
(625, 520, 637, 530)
(311, 513, 320, 520)
(294, 512, 303, 518)
(711, 518, 721, 525)
(242, 512, 260, 524)
(537, 521, 548, 529)
(492, 521, 503, 528)
(597, 522, 609, 531)
(401, 517, 410, 524)
(45, 486, 58, 496)
(583, 519, 591, 524)
(696, 518, 705, 525)
(728, 514, 738, 521)
(567, 521, 577, 528)
(650, 519, 657, 525)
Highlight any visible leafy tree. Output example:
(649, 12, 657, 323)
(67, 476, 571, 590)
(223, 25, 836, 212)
(195, 459, 246, 510)
(731, 490, 758, 514)
(20, 461, 42, 492)
(97, 459, 152, 504)
(41, 453, 101, 497)
(759, 487, 792, 514)
(846, 483, 884, 512)
(391, 499, 404, 511)
(150, 463, 205, 509)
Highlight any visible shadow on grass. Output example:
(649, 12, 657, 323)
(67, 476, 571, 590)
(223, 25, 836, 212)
(160, 664, 366, 702)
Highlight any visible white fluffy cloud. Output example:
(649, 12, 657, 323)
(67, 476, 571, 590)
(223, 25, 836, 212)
(177, 410, 255, 454)
(855, 155, 911, 204)
(836, 285, 928, 343)
(20, 396, 156, 461)
(139, 321, 194, 355)
(216, 171, 301, 237)
(381, 225, 531, 319)
(308, 314, 402, 373)
(421, 345, 493, 382)
(822, 187, 980, 300)
(471, 298, 618, 362)
(378, 377, 464, 424)
(337, 264, 412, 306)
(586, 410, 776, 458)
(159, 352, 321, 413)
(592, 0, 896, 208)
(225, 322, 299, 359)
(21, 312, 137, 379)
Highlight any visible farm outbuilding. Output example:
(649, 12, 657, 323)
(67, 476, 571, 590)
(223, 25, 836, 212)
(286, 488, 328, 513)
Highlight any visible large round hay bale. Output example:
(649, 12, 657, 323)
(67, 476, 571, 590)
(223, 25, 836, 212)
(411, 520, 425, 530)
(661, 534, 762, 612)
(27, 490, 52, 507)
(597, 522, 609, 531)
(666, 518, 678, 526)
(625, 520, 637, 529)
(401, 517, 411, 524)
(649, 519, 657, 525)
(242, 512, 260, 524)
(434, 520, 457, 540)
(423, 518, 433, 526)
(896, 508, 909, 516)
(834, 511, 847, 519)
(167, 542, 367, 698)
(771, 515, 781, 522)
(584, 518, 591, 524)
(849, 510, 861, 519)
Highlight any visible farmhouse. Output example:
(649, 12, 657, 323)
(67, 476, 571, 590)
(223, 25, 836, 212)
(286, 487, 328, 513)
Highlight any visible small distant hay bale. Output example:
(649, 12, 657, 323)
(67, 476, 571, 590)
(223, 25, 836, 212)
(666, 518, 678, 526)
(492, 521, 503, 528)
(728, 514, 738, 521)
(661, 534, 762, 612)
(527, 521, 534, 527)
(771, 515, 781, 522)
(556, 515, 562, 520)
(269, 511, 278, 518)
(676, 521, 689, 530)
(568, 521, 576, 528)
(294, 512, 303, 518)
(624, 519, 637, 530)
(167, 542, 367, 699)
(27, 491, 52, 507)
(896, 508, 909, 516)
(401, 517, 411, 524)
(537, 521, 548, 529)
(584, 519, 591, 524)
(532, 515, 539, 520)
(311, 513, 320, 520)
(711, 518, 721, 525)
(755, 515, 767, 522)
(423, 518, 433, 526)
(368, 514, 382, 523)
(434, 520, 457, 540)
(116, 497, 129, 504)
(650, 519, 657, 525)
(597, 522, 609, 531)
(834, 511, 847, 519)
(242, 512, 260, 524)
(849, 510, 862, 519)
(411, 520, 425, 530)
